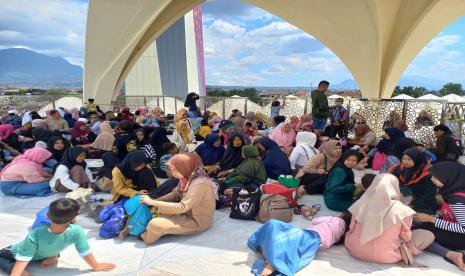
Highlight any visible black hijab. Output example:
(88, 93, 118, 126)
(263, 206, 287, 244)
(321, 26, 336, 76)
(402, 148, 428, 181)
(60, 147, 87, 170)
(430, 161, 465, 203)
(32, 128, 51, 142)
(219, 133, 245, 171)
(116, 150, 147, 181)
(389, 138, 416, 160)
(47, 136, 69, 161)
(184, 92, 198, 108)
(99, 152, 121, 178)
(149, 127, 170, 161)
(330, 149, 362, 184)
(134, 129, 148, 148)
(376, 128, 405, 154)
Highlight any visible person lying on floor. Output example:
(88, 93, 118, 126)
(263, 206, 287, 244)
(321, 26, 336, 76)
(247, 213, 349, 276)
(139, 153, 217, 244)
(49, 147, 96, 193)
(0, 147, 53, 197)
(413, 162, 465, 271)
(345, 174, 434, 264)
(0, 198, 115, 276)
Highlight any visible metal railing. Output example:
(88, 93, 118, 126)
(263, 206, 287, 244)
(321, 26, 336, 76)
(1, 94, 464, 146)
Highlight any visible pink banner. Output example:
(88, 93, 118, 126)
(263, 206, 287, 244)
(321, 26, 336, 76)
(193, 6, 206, 97)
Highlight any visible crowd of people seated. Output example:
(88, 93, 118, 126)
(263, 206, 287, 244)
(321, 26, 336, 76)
(1, 84, 465, 275)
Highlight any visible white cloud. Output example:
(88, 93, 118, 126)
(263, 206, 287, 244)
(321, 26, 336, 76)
(0, 0, 87, 66)
(418, 34, 461, 56)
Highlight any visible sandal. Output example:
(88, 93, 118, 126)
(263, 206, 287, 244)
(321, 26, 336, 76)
(443, 252, 465, 271)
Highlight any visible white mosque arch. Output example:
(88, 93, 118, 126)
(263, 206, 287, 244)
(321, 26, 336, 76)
(84, 0, 465, 105)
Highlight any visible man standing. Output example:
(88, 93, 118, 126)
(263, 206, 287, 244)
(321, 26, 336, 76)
(311, 80, 330, 132)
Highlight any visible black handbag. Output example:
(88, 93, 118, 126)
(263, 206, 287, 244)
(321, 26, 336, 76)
(229, 188, 261, 220)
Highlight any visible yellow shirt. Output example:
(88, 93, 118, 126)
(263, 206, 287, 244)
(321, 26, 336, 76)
(198, 126, 212, 138)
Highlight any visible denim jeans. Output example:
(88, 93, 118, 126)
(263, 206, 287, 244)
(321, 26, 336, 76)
(43, 159, 58, 174)
(312, 118, 327, 132)
(0, 180, 53, 198)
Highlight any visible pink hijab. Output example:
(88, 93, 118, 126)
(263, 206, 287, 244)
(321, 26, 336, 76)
(167, 153, 208, 197)
(1, 147, 51, 182)
(91, 121, 115, 151)
(290, 116, 300, 130)
(0, 124, 15, 139)
(269, 121, 297, 148)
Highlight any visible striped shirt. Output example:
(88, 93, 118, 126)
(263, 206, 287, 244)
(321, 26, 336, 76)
(435, 203, 465, 234)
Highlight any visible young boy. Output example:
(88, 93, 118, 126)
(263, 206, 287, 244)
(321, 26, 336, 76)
(329, 98, 348, 139)
(86, 99, 96, 113)
(0, 198, 115, 276)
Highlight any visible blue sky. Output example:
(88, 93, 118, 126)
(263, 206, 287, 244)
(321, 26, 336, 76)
(1, 0, 465, 87)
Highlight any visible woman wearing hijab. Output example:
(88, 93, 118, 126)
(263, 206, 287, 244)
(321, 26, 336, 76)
(172, 119, 195, 152)
(148, 127, 171, 177)
(71, 121, 95, 146)
(0, 147, 53, 197)
(49, 147, 95, 192)
(214, 133, 246, 176)
(324, 149, 363, 211)
(44, 136, 70, 173)
(127, 129, 156, 163)
(217, 145, 267, 195)
(345, 174, 434, 264)
(289, 132, 319, 171)
(140, 152, 217, 244)
(349, 124, 377, 147)
(379, 138, 415, 173)
(390, 148, 437, 215)
(184, 92, 199, 112)
(0, 124, 19, 149)
(255, 137, 292, 180)
(63, 113, 76, 128)
(194, 133, 225, 167)
(297, 140, 342, 195)
(111, 150, 157, 201)
(296, 114, 314, 132)
(269, 121, 297, 151)
(174, 108, 189, 123)
(244, 112, 258, 130)
(376, 128, 405, 155)
(290, 116, 300, 130)
(427, 124, 461, 162)
(88, 121, 115, 158)
(413, 162, 465, 271)
(31, 127, 52, 143)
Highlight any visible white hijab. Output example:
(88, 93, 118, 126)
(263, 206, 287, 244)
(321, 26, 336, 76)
(295, 131, 319, 155)
(348, 174, 415, 244)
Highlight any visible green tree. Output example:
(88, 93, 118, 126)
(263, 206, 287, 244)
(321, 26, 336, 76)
(392, 86, 402, 97)
(439, 83, 463, 96)
(392, 86, 428, 98)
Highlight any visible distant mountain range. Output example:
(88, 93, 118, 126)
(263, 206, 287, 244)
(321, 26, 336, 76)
(1, 48, 463, 91)
(0, 48, 82, 87)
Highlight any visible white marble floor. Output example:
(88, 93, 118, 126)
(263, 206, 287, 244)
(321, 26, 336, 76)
(0, 182, 462, 275)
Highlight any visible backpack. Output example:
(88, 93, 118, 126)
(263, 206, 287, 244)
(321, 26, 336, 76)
(261, 183, 298, 208)
(66, 188, 94, 214)
(123, 195, 153, 236)
(447, 135, 464, 161)
(230, 188, 261, 220)
(256, 194, 293, 223)
(32, 207, 50, 230)
(99, 199, 128, 239)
